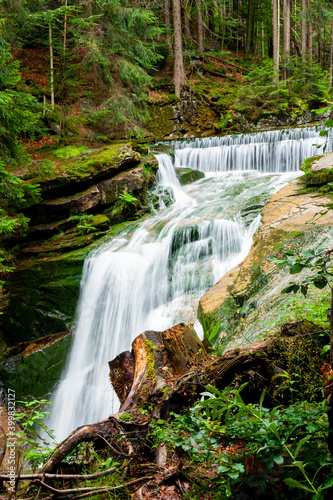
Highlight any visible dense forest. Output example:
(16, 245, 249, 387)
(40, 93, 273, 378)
(2, 0, 333, 499)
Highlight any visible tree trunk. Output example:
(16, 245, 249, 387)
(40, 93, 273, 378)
(183, 0, 191, 39)
(164, 0, 172, 47)
(173, 0, 185, 97)
(197, 0, 204, 52)
(306, 0, 312, 60)
(261, 21, 265, 57)
(330, 10, 333, 85)
(49, 22, 55, 110)
(301, 0, 307, 59)
(272, 0, 280, 86)
(245, 0, 253, 54)
(282, 0, 290, 80)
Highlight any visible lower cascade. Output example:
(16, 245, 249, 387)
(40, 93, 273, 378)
(47, 126, 331, 443)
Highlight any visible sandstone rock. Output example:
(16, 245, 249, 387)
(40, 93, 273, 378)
(198, 178, 333, 345)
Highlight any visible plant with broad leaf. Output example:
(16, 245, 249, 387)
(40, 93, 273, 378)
(270, 248, 333, 364)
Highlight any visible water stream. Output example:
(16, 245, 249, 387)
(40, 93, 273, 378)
(47, 126, 331, 443)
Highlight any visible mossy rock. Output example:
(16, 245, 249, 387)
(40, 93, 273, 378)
(300, 153, 333, 186)
(0, 332, 72, 400)
(1, 256, 84, 345)
(53, 145, 90, 159)
(175, 167, 205, 185)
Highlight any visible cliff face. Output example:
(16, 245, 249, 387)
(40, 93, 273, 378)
(0, 143, 158, 400)
(198, 155, 333, 350)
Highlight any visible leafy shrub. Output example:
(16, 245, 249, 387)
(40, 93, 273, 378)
(150, 385, 333, 499)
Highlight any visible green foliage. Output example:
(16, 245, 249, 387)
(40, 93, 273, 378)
(238, 58, 330, 119)
(111, 188, 138, 217)
(0, 28, 40, 161)
(15, 398, 55, 470)
(76, 214, 96, 234)
(150, 385, 333, 499)
(270, 247, 333, 298)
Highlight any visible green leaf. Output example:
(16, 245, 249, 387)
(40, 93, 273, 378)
(284, 478, 314, 492)
(300, 285, 307, 297)
(321, 345, 330, 355)
(282, 284, 295, 294)
(273, 454, 284, 465)
(290, 263, 304, 274)
(217, 465, 230, 473)
(325, 119, 333, 127)
(319, 130, 328, 136)
(295, 435, 311, 458)
(313, 277, 327, 289)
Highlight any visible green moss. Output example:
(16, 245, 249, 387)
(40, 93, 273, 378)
(53, 145, 90, 159)
(175, 168, 205, 185)
(0, 334, 72, 400)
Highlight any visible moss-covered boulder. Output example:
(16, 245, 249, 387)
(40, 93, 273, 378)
(0, 332, 72, 400)
(300, 152, 333, 186)
(175, 167, 205, 185)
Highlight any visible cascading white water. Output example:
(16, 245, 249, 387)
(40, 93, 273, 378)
(172, 125, 331, 173)
(47, 126, 332, 443)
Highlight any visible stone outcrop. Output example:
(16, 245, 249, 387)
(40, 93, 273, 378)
(0, 144, 158, 348)
(301, 152, 333, 186)
(198, 174, 333, 347)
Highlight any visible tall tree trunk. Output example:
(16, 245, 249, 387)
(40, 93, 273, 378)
(49, 22, 55, 110)
(261, 21, 265, 57)
(282, 0, 290, 80)
(173, 0, 185, 97)
(306, 0, 312, 60)
(197, 0, 204, 52)
(272, 0, 280, 86)
(165, 0, 172, 47)
(301, 0, 307, 59)
(245, 0, 253, 53)
(329, 0, 333, 87)
(208, 4, 215, 48)
(183, 0, 191, 39)
(63, 0, 68, 60)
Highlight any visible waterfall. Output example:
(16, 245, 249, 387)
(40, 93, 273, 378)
(172, 126, 331, 173)
(46, 126, 330, 443)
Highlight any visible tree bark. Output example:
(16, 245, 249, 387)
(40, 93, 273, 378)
(272, 0, 280, 86)
(282, 0, 290, 80)
(330, 6, 333, 86)
(173, 0, 185, 97)
(306, 0, 312, 60)
(197, 0, 204, 52)
(301, 0, 307, 59)
(49, 22, 55, 109)
(183, 0, 191, 39)
(245, 0, 253, 54)
(164, 0, 172, 47)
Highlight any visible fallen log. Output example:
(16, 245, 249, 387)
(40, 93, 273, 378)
(39, 320, 326, 479)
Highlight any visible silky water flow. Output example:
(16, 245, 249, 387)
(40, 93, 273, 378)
(46, 126, 331, 443)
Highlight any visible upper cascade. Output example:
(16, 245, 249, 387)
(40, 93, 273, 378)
(170, 126, 332, 174)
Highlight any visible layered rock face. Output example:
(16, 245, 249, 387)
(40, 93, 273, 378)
(0, 143, 158, 400)
(198, 154, 333, 348)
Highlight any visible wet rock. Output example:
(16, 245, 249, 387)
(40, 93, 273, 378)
(0, 332, 72, 400)
(301, 151, 333, 186)
(198, 178, 333, 346)
(175, 167, 205, 185)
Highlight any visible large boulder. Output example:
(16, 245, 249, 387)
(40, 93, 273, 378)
(301, 152, 333, 186)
